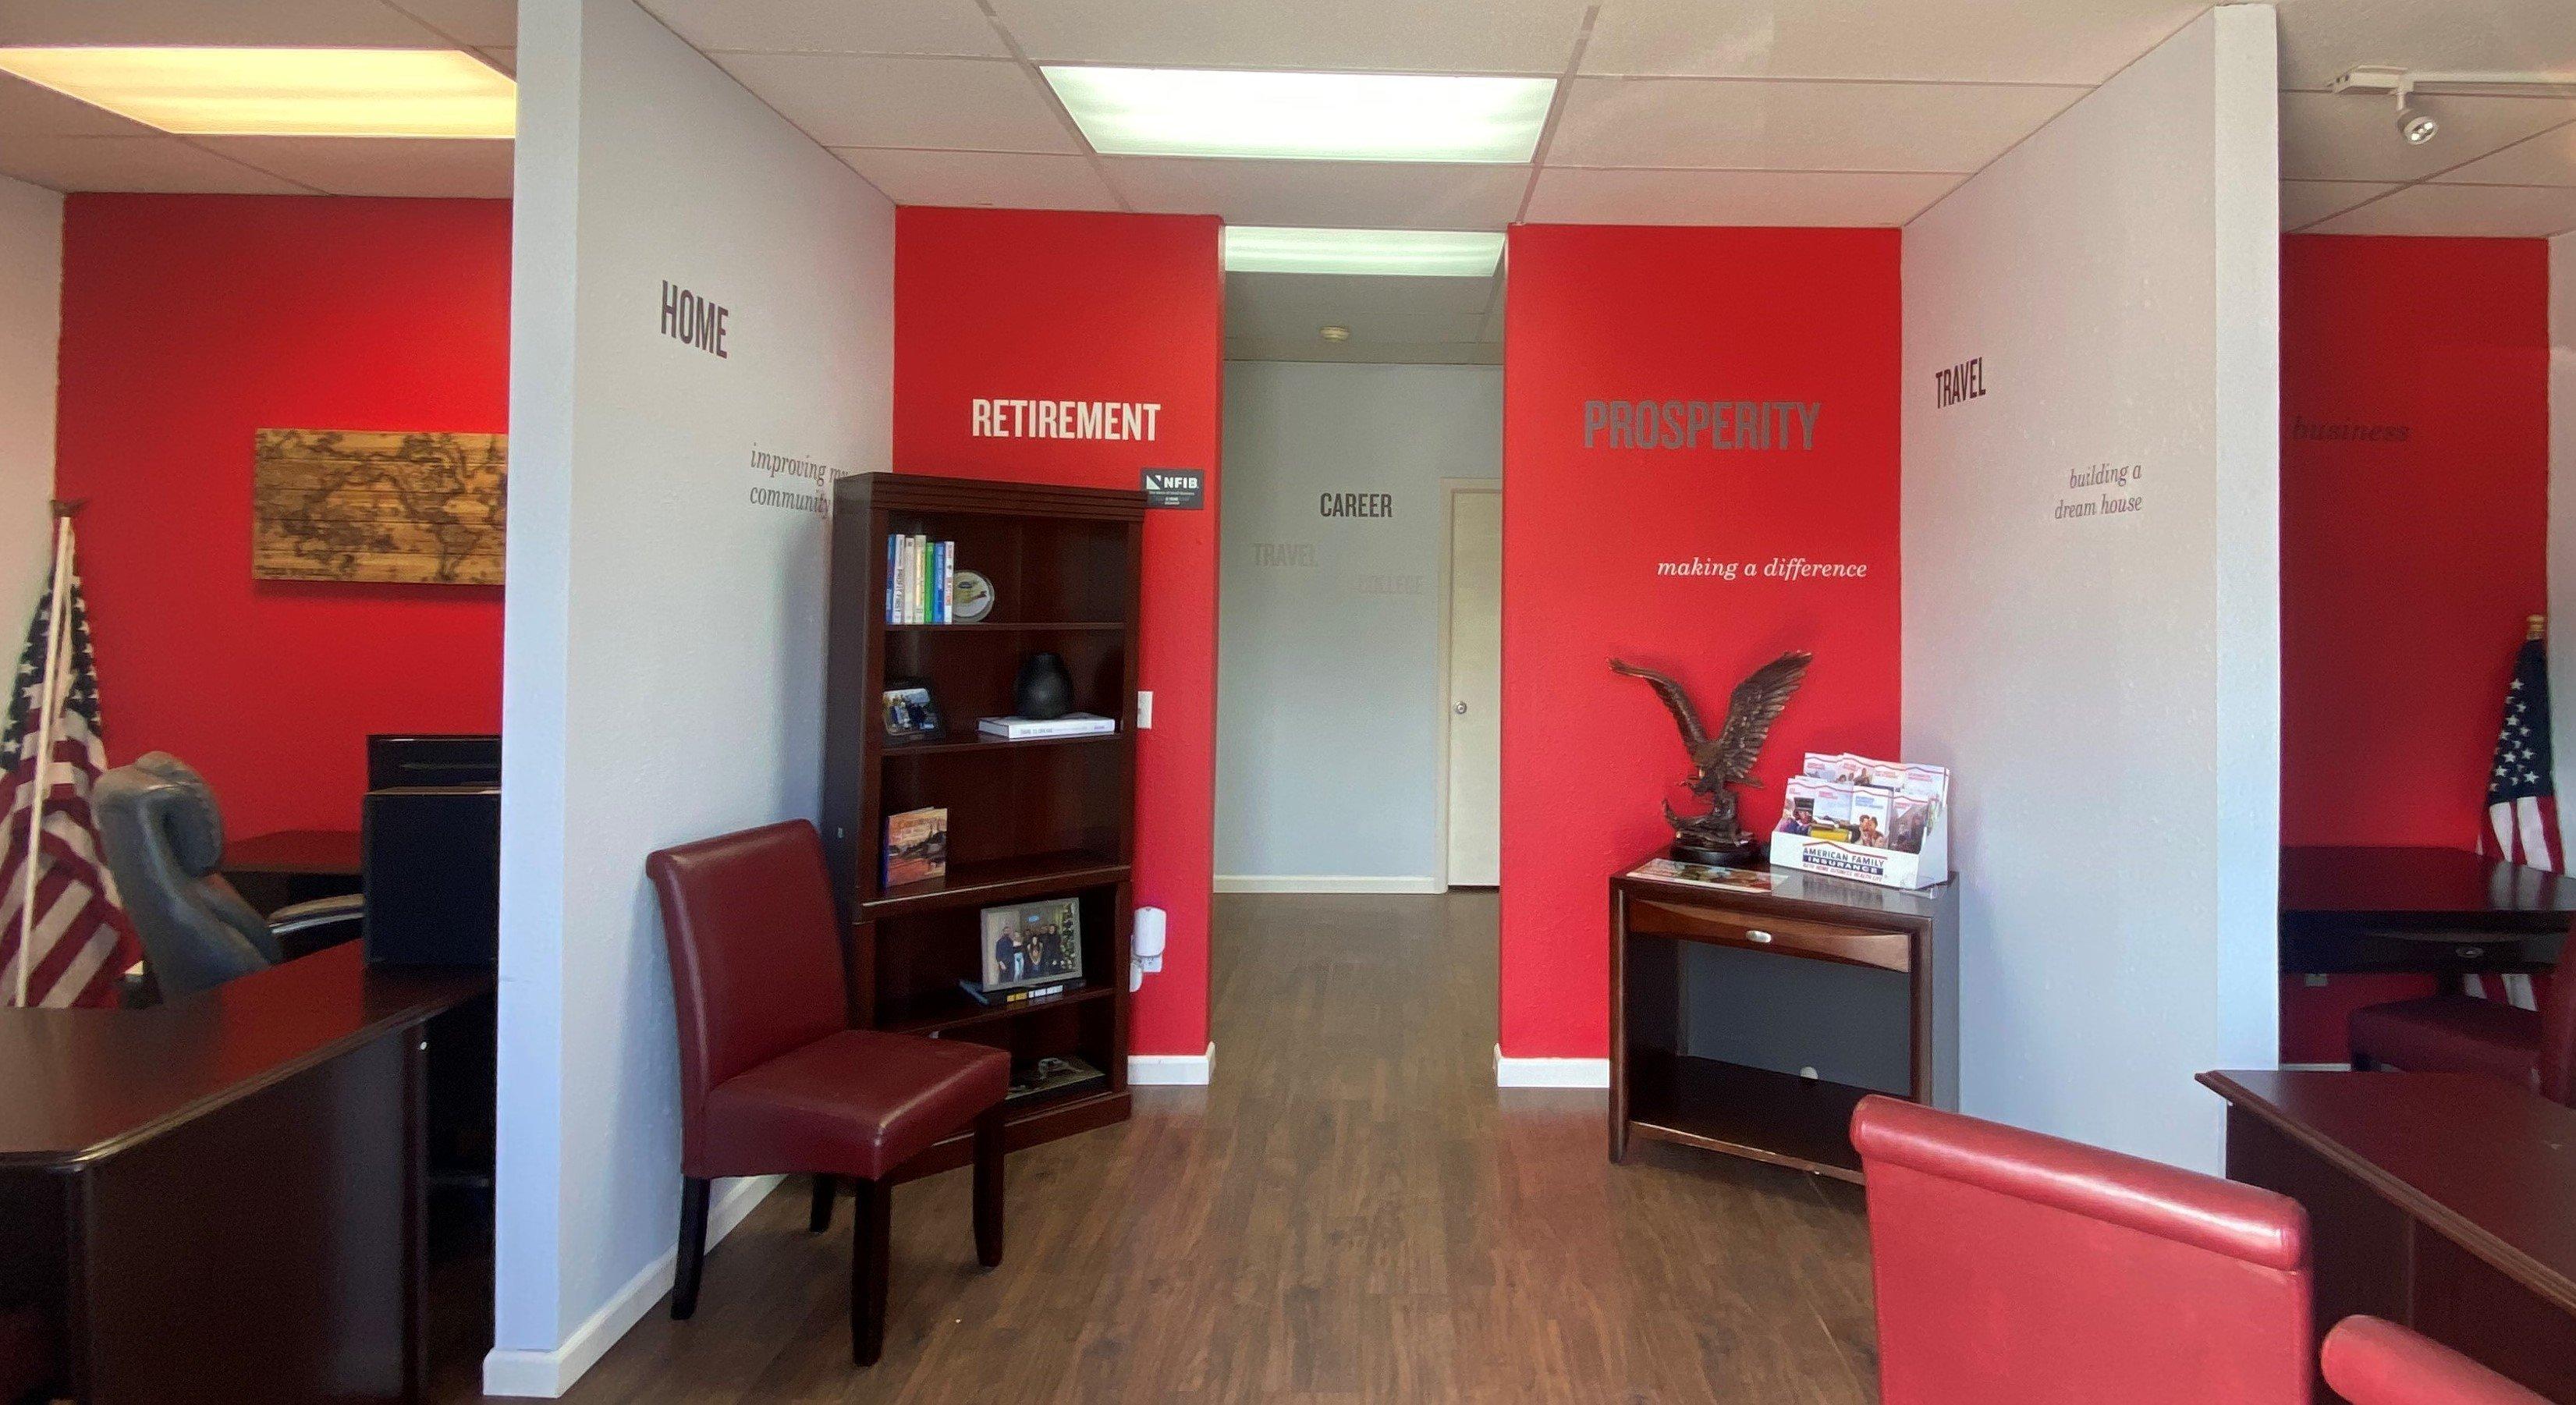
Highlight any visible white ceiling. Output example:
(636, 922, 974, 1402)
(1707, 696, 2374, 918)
(0, 0, 2571, 357)
(0, 0, 516, 197)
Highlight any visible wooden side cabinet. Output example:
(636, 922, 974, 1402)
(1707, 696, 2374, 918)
(1610, 856, 1958, 1182)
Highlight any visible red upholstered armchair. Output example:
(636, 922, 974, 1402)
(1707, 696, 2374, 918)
(647, 820, 1011, 1366)
(2322, 1316, 2552, 1405)
(2349, 957, 2574, 1106)
(1852, 1095, 2312, 1405)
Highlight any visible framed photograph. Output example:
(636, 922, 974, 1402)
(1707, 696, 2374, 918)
(881, 678, 944, 742)
(977, 897, 1084, 993)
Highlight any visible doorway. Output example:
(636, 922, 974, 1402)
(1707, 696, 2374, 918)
(1440, 481, 1500, 888)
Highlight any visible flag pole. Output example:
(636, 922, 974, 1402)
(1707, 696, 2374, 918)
(16, 502, 79, 1008)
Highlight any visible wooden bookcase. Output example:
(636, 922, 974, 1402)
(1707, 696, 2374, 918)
(822, 473, 1144, 1176)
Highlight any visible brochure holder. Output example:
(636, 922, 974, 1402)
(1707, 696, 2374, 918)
(1768, 807, 1948, 889)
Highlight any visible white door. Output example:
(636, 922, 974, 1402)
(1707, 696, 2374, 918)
(1445, 487, 1502, 886)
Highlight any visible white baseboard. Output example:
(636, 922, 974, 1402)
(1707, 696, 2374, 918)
(1494, 1045, 1611, 1089)
(1213, 875, 1445, 894)
(482, 1173, 783, 1398)
(1129, 1042, 1215, 1085)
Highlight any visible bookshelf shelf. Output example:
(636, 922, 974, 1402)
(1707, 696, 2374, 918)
(824, 473, 1144, 1160)
(882, 729, 1126, 760)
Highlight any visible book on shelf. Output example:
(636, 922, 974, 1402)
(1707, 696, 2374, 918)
(883, 805, 948, 886)
(884, 533, 961, 624)
(978, 712, 1115, 740)
(959, 977, 1088, 1008)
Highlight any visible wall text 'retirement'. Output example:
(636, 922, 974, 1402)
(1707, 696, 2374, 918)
(1582, 399, 1821, 450)
(972, 398, 1161, 442)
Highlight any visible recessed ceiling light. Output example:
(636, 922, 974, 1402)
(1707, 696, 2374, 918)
(0, 47, 515, 138)
(1224, 226, 1504, 277)
(1319, 325, 1352, 342)
(1041, 66, 1553, 163)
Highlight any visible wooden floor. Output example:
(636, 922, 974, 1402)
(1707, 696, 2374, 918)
(453, 891, 1879, 1403)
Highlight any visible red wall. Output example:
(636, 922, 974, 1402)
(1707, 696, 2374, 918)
(892, 207, 1223, 1059)
(2276, 234, 2552, 1062)
(53, 195, 509, 838)
(1499, 224, 1904, 1058)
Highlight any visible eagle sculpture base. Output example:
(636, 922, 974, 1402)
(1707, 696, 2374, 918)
(1672, 836, 1762, 867)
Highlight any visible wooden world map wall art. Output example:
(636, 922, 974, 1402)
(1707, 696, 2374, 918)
(253, 428, 507, 586)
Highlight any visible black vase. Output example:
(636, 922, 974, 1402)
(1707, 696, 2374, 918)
(1014, 651, 1073, 720)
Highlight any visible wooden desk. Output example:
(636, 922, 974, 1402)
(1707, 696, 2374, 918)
(2280, 846, 2572, 976)
(2200, 1069, 2576, 1403)
(222, 827, 364, 916)
(1611, 858, 1957, 1182)
(0, 945, 491, 1403)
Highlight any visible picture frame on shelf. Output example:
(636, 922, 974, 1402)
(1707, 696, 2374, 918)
(976, 896, 1084, 993)
(882, 677, 945, 743)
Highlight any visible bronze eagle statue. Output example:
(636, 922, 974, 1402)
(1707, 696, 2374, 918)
(1610, 650, 1811, 861)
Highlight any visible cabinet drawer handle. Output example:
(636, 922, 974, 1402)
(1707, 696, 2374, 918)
(1745, 928, 1776, 943)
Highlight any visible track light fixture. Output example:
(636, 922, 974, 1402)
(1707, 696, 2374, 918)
(2332, 65, 2576, 147)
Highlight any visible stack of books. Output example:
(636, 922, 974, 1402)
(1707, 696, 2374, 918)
(978, 713, 1115, 740)
(885, 534, 956, 623)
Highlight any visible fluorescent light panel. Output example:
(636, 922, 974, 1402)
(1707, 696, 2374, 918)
(0, 47, 515, 138)
(1042, 66, 1553, 163)
(1223, 226, 1503, 277)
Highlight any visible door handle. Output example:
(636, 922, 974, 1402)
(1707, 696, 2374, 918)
(1454, 701, 1468, 715)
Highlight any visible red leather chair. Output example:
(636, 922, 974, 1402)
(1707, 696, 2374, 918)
(1852, 1095, 2312, 1404)
(2348, 961, 2574, 1106)
(2322, 1316, 2550, 1405)
(647, 820, 1011, 1366)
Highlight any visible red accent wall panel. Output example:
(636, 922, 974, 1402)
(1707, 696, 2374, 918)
(2276, 234, 2551, 1063)
(53, 194, 509, 839)
(1499, 224, 1904, 1059)
(892, 207, 1222, 1058)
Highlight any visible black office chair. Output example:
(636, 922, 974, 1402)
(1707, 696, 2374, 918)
(92, 753, 363, 1001)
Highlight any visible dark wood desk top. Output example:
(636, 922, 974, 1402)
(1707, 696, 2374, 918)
(2281, 846, 2576, 922)
(2199, 1069, 2576, 1315)
(1614, 852, 1955, 925)
(0, 944, 491, 1169)
(222, 828, 362, 876)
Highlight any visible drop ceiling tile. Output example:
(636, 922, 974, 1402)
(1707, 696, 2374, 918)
(1524, 166, 1960, 226)
(0, 73, 157, 137)
(637, 0, 1003, 57)
(1547, 77, 2083, 173)
(2430, 120, 2576, 186)
(2280, 90, 2576, 183)
(1581, 0, 2205, 84)
(2303, 182, 2576, 237)
(1105, 157, 1527, 229)
(985, 0, 1590, 74)
(1227, 335, 1500, 366)
(1225, 271, 1497, 321)
(1228, 300, 1490, 346)
(0, 0, 448, 47)
(383, 0, 516, 48)
(2280, 179, 2400, 229)
(711, 53, 1076, 152)
(2272, 0, 2576, 94)
(0, 136, 310, 193)
(195, 137, 514, 197)
(833, 148, 1120, 211)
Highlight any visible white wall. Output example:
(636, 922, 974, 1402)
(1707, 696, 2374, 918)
(1900, 5, 2279, 1172)
(0, 175, 62, 619)
(1215, 361, 1500, 888)
(491, 0, 894, 1392)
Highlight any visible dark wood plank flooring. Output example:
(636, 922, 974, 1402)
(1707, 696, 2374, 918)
(449, 891, 1878, 1403)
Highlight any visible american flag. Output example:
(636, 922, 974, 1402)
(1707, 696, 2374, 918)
(0, 543, 134, 1007)
(2475, 629, 2554, 1010)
